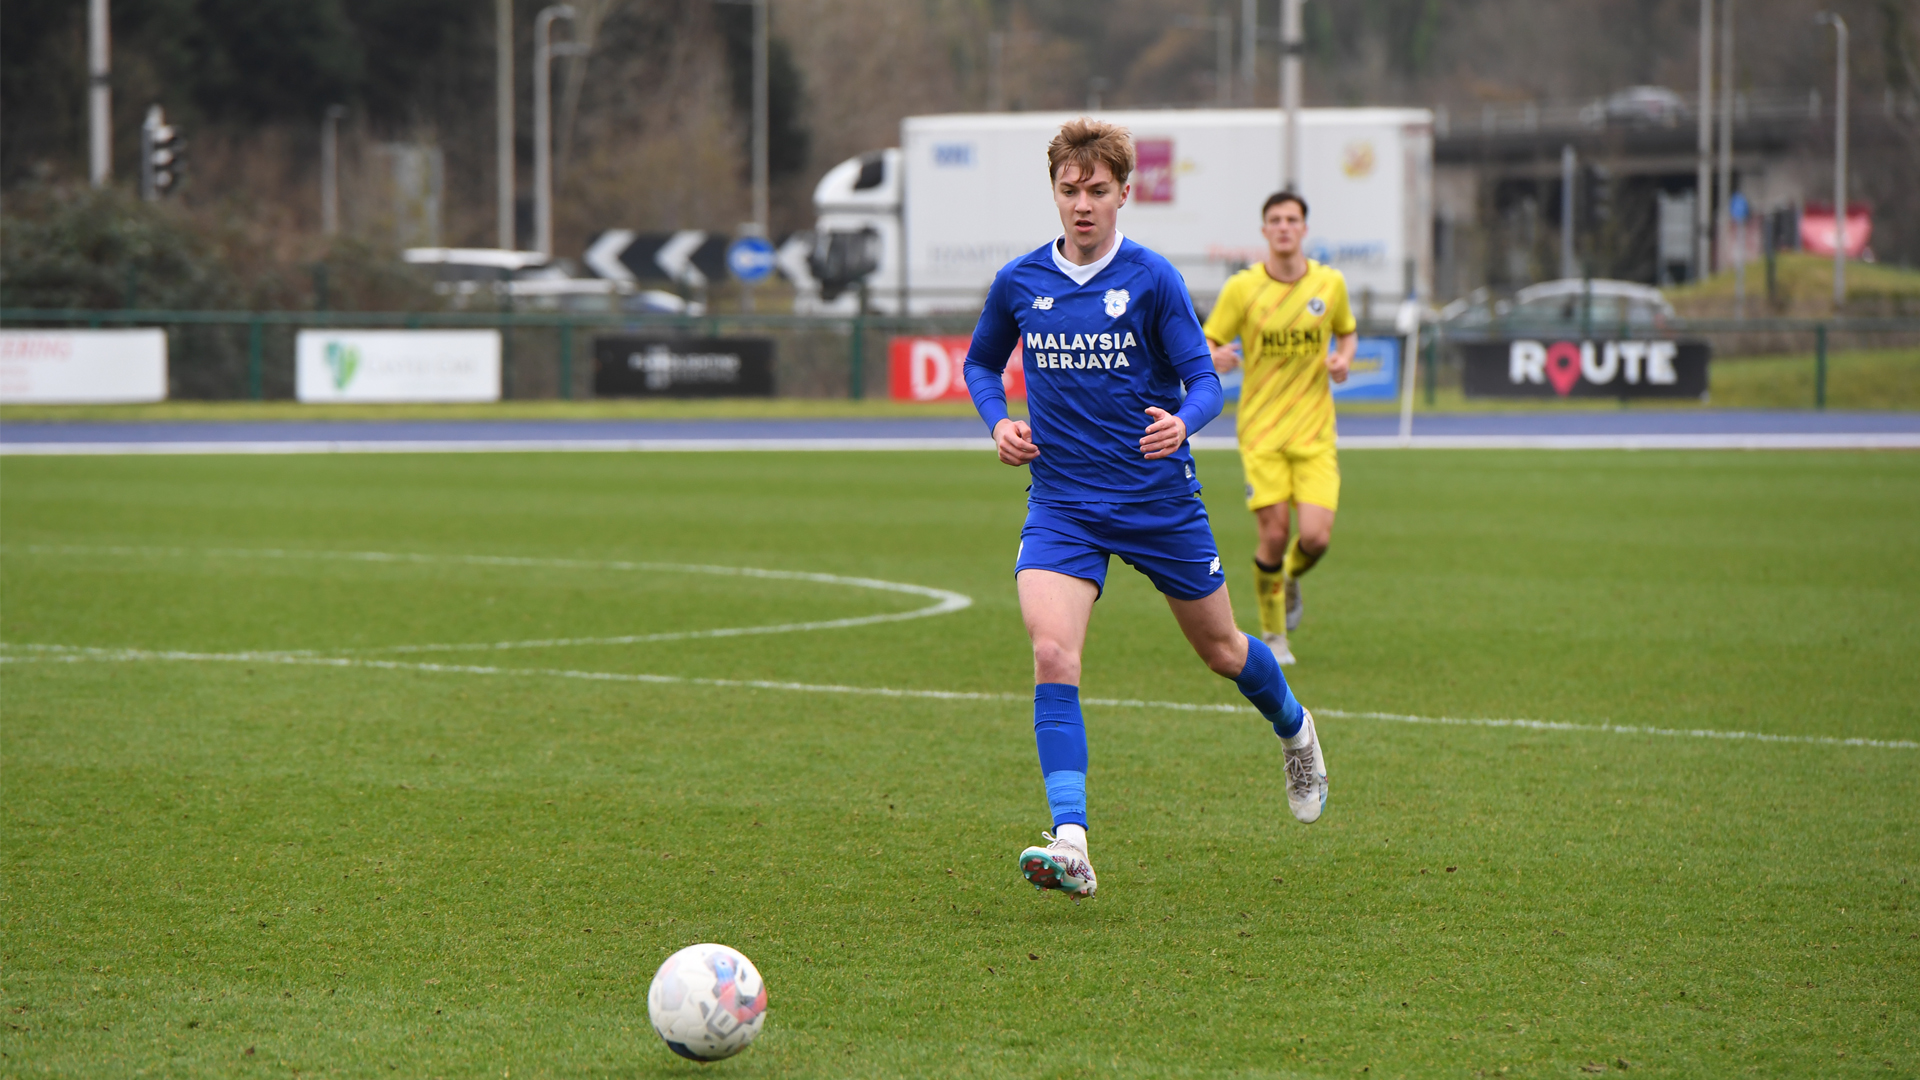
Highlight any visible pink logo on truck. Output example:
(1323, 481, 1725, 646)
(1134, 139, 1174, 203)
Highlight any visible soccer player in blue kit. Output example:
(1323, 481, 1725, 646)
(963, 118, 1329, 901)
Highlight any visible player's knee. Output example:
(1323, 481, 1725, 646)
(1299, 529, 1330, 557)
(1031, 638, 1082, 682)
(1197, 636, 1243, 677)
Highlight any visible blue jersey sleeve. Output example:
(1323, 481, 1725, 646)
(964, 267, 1021, 434)
(1153, 265, 1224, 436)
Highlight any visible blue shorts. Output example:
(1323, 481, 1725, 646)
(1016, 495, 1225, 601)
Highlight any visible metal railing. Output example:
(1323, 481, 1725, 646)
(1431, 87, 1920, 140)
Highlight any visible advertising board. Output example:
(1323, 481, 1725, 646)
(1460, 339, 1709, 399)
(295, 330, 500, 403)
(594, 336, 775, 397)
(0, 329, 168, 403)
(888, 335, 1025, 402)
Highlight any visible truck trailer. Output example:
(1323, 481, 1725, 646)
(804, 107, 1433, 316)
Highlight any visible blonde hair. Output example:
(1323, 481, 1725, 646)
(1047, 117, 1135, 185)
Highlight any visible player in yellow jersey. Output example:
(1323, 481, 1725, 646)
(1201, 192, 1357, 664)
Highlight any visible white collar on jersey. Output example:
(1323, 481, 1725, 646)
(1050, 231, 1125, 286)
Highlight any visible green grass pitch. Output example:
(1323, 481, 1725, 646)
(2, 448, 1916, 1078)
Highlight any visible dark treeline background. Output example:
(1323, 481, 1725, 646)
(4, 0, 1917, 306)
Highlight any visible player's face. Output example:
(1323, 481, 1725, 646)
(1053, 162, 1129, 253)
(1262, 201, 1306, 258)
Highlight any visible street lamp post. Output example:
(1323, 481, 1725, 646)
(1694, 0, 1712, 280)
(497, 0, 515, 250)
(1280, 0, 1304, 191)
(534, 5, 580, 259)
(321, 105, 346, 236)
(88, 0, 111, 187)
(751, 0, 769, 237)
(1715, 0, 1733, 275)
(1817, 12, 1848, 310)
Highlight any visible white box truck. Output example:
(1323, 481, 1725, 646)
(803, 107, 1432, 316)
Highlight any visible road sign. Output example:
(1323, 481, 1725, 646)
(582, 230, 728, 288)
(1729, 192, 1749, 223)
(727, 236, 776, 283)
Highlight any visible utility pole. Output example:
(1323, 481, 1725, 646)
(497, 0, 516, 250)
(1560, 145, 1577, 280)
(1715, 0, 1733, 274)
(1817, 12, 1848, 309)
(750, 0, 769, 236)
(88, 0, 111, 187)
(1241, 0, 1257, 106)
(1216, 14, 1232, 107)
(1694, 0, 1712, 280)
(987, 30, 1005, 112)
(321, 106, 345, 236)
(534, 5, 577, 259)
(1280, 0, 1304, 191)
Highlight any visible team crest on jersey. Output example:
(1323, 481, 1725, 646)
(1032, 296, 1054, 310)
(1307, 296, 1326, 316)
(1103, 289, 1130, 318)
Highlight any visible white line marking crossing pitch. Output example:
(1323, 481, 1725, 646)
(5, 434, 1918, 455)
(2, 644, 1912, 752)
(7, 546, 1910, 752)
(10, 545, 972, 653)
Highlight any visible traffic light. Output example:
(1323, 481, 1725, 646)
(808, 227, 881, 302)
(1583, 165, 1612, 230)
(141, 105, 186, 201)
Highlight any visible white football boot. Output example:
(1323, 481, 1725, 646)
(1282, 708, 1328, 824)
(1284, 576, 1303, 633)
(1263, 632, 1297, 666)
(1018, 833, 1097, 899)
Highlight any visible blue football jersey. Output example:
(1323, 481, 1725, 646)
(964, 237, 1220, 503)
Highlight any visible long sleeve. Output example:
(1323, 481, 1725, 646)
(1173, 367, 1223, 437)
(964, 268, 1021, 434)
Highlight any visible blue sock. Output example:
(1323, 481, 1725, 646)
(1233, 634, 1304, 738)
(1033, 683, 1088, 830)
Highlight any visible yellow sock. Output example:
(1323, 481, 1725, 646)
(1282, 535, 1320, 580)
(1252, 559, 1286, 637)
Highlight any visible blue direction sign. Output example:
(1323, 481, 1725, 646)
(1729, 192, 1749, 223)
(727, 236, 776, 283)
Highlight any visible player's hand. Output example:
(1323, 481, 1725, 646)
(1140, 407, 1187, 460)
(992, 418, 1039, 466)
(1208, 339, 1242, 373)
(1326, 350, 1351, 384)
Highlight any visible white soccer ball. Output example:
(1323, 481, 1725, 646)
(647, 943, 768, 1061)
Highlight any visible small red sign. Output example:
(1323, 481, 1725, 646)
(1134, 139, 1174, 203)
(888, 335, 1025, 402)
(1799, 204, 1872, 259)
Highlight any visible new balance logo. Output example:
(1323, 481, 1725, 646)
(1031, 296, 1054, 309)
(1209, 557, 1221, 575)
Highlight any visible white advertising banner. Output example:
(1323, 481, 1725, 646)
(0, 329, 169, 403)
(295, 330, 501, 403)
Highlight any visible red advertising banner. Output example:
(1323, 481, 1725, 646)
(888, 335, 1025, 402)
(1800, 203, 1872, 259)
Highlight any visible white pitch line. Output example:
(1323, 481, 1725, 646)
(5, 433, 1918, 455)
(3, 644, 1912, 751)
(0, 438, 995, 456)
(8, 545, 972, 654)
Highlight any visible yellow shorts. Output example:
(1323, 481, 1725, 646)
(1241, 444, 1341, 512)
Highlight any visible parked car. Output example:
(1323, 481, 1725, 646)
(1603, 85, 1688, 126)
(1438, 280, 1674, 332)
